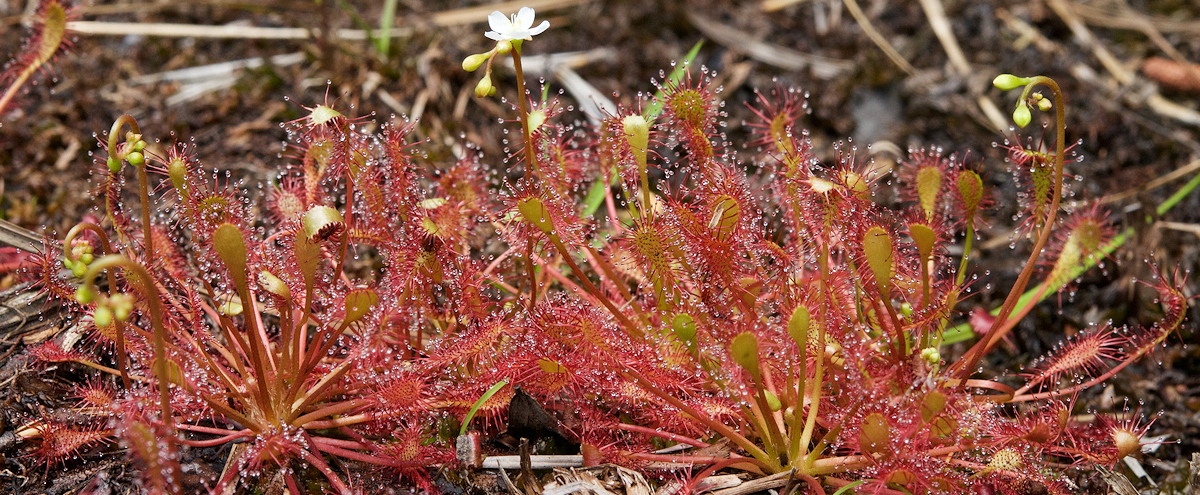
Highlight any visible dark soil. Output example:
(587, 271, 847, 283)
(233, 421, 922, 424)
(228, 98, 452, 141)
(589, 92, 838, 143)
(2, 0, 1198, 493)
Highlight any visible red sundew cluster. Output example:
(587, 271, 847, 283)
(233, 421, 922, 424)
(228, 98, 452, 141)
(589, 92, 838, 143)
(12, 63, 1188, 494)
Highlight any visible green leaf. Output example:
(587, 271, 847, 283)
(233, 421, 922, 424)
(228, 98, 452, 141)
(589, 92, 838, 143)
(859, 413, 891, 455)
(459, 380, 508, 436)
(909, 223, 937, 263)
(671, 314, 697, 343)
(863, 226, 894, 292)
(787, 305, 811, 350)
(518, 197, 555, 235)
(916, 166, 942, 219)
(214, 223, 248, 294)
(708, 195, 741, 241)
(343, 287, 379, 325)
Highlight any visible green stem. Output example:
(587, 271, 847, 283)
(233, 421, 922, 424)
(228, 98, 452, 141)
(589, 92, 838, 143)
(84, 256, 173, 433)
(953, 77, 1065, 378)
(797, 321, 827, 461)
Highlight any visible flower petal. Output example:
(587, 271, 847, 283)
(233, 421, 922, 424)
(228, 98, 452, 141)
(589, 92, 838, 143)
(484, 31, 505, 41)
(487, 11, 510, 32)
(515, 7, 535, 29)
(529, 20, 550, 36)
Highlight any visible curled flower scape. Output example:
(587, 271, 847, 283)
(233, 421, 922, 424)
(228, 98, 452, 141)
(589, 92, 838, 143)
(484, 7, 549, 41)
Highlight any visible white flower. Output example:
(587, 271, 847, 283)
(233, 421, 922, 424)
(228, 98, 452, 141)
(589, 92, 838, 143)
(484, 7, 549, 41)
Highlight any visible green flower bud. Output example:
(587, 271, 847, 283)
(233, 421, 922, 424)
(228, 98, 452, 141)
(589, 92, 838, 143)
(992, 74, 1030, 91)
(475, 74, 495, 98)
(921, 347, 941, 364)
(125, 151, 145, 167)
(107, 157, 121, 173)
(110, 293, 134, 321)
(69, 260, 87, 278)
(93, 306, 114, 328)
(1036, 96, 1053, 112)
(1012, 102, 1032, 128)
(462, 53, 490, 72)
(495, 40, 512, 55)
(75, 286, 96, 305)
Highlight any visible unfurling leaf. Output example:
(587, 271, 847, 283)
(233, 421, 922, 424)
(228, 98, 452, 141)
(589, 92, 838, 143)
(730, 332, 762, 381)
(302, 205, 345, 241)
(788, 305, 811, 351)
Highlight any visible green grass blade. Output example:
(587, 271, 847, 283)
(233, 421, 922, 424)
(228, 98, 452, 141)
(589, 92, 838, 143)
(459, 380, 508, 436)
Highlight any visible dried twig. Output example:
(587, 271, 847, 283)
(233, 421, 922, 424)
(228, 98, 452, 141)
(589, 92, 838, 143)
(1100, 159, 1200, 206)
(686, 11, 852, 79)
(842, 0, 915, 75)
(916, 0, 1008, 133)
(67, 0, 590, 40)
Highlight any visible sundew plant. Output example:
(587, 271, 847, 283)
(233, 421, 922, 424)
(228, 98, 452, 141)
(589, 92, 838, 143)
(11, 4, 1190, 494)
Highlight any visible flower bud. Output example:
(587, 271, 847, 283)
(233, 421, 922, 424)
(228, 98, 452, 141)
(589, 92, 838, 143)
(474, 75, 495, 98)
(93, 306, 114, 328)
(920, 347, 941, 364)
(110, 293, 134, 321)
(495, 40, 512, 55)
(125, 151, 145, 167)
(69, 260, 87, 278)
(1036, 96, 1053, 112)
(107, 157, 121, 173)
(462, 53, 490, 72)
(75, 286, 96, 305)
(992, 74, 1030, 91)
(1012, 102, 1032, 128)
